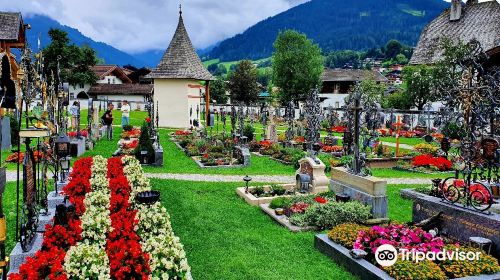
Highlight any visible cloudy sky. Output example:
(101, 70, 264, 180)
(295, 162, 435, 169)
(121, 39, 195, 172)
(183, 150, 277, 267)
(2, 0, 498, 54)
(1, 0, 308, 54)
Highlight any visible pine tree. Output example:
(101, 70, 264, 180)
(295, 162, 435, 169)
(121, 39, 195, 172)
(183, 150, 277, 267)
(134, 121, 155, 164)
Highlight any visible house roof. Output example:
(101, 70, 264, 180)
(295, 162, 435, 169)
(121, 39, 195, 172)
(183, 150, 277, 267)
(321, 69, 388, 83)
(410, 1, 500, 65)
(91, 65, 133, 84)
(0, 12, 22, 41)
(87, 84, 153, 96)
(149, 12, 214, 81)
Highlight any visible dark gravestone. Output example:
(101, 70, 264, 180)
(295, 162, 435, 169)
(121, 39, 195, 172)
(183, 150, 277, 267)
(412, 195, 500, 258)
(1, 117, 11, 150)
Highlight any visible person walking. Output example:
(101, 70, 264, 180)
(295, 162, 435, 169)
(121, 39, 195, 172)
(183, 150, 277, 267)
(121, 100, 131, 127)
(70, 101, 80, 130)
(102, 103, 114, 140)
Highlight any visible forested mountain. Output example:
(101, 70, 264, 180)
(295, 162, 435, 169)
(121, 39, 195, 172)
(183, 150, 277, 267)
(208, 0, 449, 61)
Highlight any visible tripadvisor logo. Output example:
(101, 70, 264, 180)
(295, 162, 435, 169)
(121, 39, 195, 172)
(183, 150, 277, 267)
(375, 244, 482, 267)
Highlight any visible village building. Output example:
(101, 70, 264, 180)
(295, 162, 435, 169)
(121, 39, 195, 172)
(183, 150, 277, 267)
(410, 0, 500, 66)
(148, 8, 214, 128)
(69, 64, 152, 110)
(319, 68, 387, 109)
(0, 12, 28, 110)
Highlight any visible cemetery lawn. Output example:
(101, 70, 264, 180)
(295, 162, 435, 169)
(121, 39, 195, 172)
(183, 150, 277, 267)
(152, 179, 417, 279)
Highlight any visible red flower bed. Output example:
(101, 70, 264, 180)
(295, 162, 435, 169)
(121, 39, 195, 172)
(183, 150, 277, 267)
(106, 158, 151, 279)
(412, 154, 452, 171)
(10, 158, 93, 280)
(315, 196, 328, 204)
(258, 140, 274, 149)
(332, 126, 347, 133)
(175, 130, 191, 136)
(289, 202, 310, 214)
(377, 129, 393, 137)
(294, 136, 306, 143)
(123, 139, 139, 150)
(67, 131, 88, 138)
(322, 145, 343, 153)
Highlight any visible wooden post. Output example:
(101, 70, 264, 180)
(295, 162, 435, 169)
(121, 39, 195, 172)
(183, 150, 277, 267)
(205, 81, 210, 127)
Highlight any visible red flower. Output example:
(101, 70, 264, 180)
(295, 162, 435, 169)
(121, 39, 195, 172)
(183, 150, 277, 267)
(412, 154, 452, 171)
(289, 202, 310, 214)
(315, 196, 328, 204)
(145, 117, 151, 123)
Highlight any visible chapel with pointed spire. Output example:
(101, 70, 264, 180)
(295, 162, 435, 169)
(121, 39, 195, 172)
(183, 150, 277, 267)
(150, 6, 214, 128)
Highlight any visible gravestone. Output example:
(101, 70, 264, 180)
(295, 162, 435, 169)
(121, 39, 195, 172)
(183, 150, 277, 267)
(296, 158, 329, 194)
(1, 117, 11, 150)
(330, 167, 388, 218)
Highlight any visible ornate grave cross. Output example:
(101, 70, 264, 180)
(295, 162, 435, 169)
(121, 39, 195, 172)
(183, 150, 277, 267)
(237, 103, 244, 138)
(230, 105, 237, 138)
(305, 88, 322, 162)
(285, 101, 295, 145)
(221, 108, 227, 138)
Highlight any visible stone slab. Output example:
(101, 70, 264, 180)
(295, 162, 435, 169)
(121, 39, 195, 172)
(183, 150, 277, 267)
(70, 138, 86, 157)
(409, 191, 500, 258)
(236, 185, 295, 206)
(297, 157, 330, 193)
(192, 157, 245, 169)
(314, 234, 500, 280)
(8, 233, 43, 274)
(331, 167, 387, 196)
(235, 146, 251, 167)
(37, 209, 55, 232)
(315, 234, 393, 280)
(47, 191, 65, 210)
(366, 157, 412, 169)
(260, 203, 317, 232)
(153, 147, 164, 167)
(331, 180, 388, 219)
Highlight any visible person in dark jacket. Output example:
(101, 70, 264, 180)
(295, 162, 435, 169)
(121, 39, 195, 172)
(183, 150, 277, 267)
(102, 103, 114, 140)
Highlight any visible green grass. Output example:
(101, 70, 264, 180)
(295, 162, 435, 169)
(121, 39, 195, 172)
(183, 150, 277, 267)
(152, 179, 354, 280)
(151, 179, 419, 279)
(372, 168, 453, 179)
(387, 184, 423, 223)
(379, 136, 425, 146)
(143, 130, 295, 175)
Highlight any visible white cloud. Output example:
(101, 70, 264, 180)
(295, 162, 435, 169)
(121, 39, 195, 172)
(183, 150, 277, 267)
(0, 0, 308, 53)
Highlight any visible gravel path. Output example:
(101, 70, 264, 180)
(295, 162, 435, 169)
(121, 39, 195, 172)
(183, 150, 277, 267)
(5, 170, 432, 185)
(380, 141, 415, 150)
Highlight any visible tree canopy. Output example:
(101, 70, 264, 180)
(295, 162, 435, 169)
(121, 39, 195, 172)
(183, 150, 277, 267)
(209, 77, 229, 104)
(227, 60, 260, 105)
(43, 28, 98, 86)
(272, 30, 323, 104)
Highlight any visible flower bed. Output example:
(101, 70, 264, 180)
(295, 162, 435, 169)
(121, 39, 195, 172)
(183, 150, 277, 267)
(10, 156, 190, 279)
(249, 140, 304, 166)
(172, 132, 246, 167)
(266, 193, 371, 230)
(320, 223, 500, 280)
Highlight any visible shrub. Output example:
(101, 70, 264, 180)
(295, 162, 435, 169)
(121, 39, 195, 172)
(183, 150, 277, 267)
(251, 186, 265, 197)
(383, 260, 447, 280)
(290, 201, 371, 229)
(209, 145, 224, 153)
(439, 246, 500, 278)
(328, 223, 369, 249)
(271, 185, 286, 196)
(243, 124, 255, 141)
(134, 121, 155, 163)
(269, 197, 291, 209)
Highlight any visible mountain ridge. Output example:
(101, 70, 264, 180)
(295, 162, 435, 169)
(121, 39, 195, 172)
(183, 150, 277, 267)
(208, 0, 450, 61)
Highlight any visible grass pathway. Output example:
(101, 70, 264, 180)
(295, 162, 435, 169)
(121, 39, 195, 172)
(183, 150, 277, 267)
(152, 179, 418, 280)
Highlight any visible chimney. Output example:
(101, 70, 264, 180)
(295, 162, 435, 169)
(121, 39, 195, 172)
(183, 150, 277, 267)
(450, 0, 462, 21)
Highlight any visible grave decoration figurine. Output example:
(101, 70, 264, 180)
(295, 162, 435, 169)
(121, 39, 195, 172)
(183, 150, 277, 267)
(436, 40, 500, 213)
(305, 88, 322, 163)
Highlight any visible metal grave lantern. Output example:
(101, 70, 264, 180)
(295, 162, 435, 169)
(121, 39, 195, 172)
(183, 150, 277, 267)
(55, 133, 71, 159)
(296, 173, 311, 193)
(243, 175, 252, 193)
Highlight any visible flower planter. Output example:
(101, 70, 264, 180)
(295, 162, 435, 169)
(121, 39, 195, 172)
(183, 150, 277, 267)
(315, 234, 500, 280)
(261, 203, 318, 232)
(236, 184, 296, 206)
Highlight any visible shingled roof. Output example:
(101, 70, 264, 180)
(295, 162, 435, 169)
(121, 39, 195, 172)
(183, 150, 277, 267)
(91, 65, 133, 83)
(321, 69, 388, 83)
(88, 84, 153, 96)
(149, 11, 214, 81)
(410, 1, 500, 65)
(0, 12, 22, 41)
